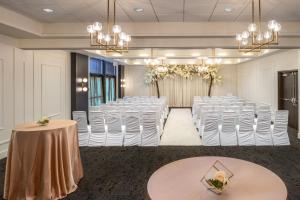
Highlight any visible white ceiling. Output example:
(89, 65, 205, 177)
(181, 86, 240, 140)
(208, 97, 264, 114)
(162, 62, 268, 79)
(1, 0, 300, 23)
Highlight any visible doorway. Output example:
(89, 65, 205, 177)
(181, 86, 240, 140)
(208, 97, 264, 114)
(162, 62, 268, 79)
(278, 70, 298, 130)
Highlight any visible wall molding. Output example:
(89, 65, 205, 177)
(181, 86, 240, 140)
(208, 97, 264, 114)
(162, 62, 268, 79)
(41, 64, 62, 118)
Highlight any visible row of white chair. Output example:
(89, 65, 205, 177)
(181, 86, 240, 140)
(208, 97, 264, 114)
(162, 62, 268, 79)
(72, 110, 163, 146)
(200, 110, 290, 146)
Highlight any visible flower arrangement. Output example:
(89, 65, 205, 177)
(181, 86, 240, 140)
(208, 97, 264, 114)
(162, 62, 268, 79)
(201, 160, 233, 195)
(37, 116, 50, 126)
(145, 64, 222, 97)
(206, 171, 229, 193)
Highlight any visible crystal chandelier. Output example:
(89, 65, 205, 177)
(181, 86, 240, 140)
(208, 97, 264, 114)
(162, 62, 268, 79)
(144, 49, 161, 66)
(197, 48, 221, 72)
(235, 0, 281, 53)
(205, 48, 222, 66)
(86, 0, 131, 53)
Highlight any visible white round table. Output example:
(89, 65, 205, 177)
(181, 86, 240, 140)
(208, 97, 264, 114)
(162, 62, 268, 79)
(147, 157, 287, 200)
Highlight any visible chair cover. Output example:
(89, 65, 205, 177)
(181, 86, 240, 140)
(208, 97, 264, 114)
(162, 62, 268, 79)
(141, 111, 160, 146)
(220, 111, 238, 146)
(89, 111, 106, 146)
(238, 110, 255, 145)
(272, 110, 290, 145)
(105, 112, 123, 146)
(72, 111, 89, 146)
(202, 113, 220, 146)
(123, 111, 141, 146)
(255, 111, 273, 146)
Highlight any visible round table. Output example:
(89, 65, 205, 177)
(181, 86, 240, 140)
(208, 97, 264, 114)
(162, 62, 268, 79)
(4, 120, 84, 200)
(147, 157, 287, 200)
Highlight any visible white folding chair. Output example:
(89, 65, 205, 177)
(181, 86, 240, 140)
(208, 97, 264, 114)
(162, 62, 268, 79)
(72, 111, 89, 146)
(220, 111, 238, 146)
(272, 110, 290, 145)
(238, 110, 255, 146)
(202, 113, 220, 146)
(141, 111, 160, 146)
(122, 111, 141, 146)
(105, 112, 123, 146)
(255, 111, 273, 146)
(89, 111, 106, 146)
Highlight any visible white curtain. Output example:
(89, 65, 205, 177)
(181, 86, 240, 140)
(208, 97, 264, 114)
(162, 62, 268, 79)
(150, 76, 209, 107)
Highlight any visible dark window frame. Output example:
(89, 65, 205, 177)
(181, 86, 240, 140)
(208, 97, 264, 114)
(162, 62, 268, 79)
(89, 58, 117, 105)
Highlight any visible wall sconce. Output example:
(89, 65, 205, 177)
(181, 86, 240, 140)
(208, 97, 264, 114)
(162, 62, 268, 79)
(120, 79, 126, 88)
(77, 77, 88, 92)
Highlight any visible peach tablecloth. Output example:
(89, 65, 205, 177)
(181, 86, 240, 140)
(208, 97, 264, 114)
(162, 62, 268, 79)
(4, 120, 84, 200)
(148, 156, 287, 200)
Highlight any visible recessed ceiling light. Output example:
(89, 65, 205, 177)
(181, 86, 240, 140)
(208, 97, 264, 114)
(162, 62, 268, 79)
(43, 8, 54, 13)
(165, 53, 175, 57)
(192, 53, 200, 57)
(134, 8, 144, 12)
(133, 61, 141, 65)
(139, 53, 149, 57)
(224, 7, 233, 12)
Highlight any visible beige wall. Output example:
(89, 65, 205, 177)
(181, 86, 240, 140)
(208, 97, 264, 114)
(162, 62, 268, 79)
(213, 64, 237, 96)
(236, 49, 300, 137)
(124, 65, 151, 96)
(237, 50, 300, 109)
(0, 42, 71, 158)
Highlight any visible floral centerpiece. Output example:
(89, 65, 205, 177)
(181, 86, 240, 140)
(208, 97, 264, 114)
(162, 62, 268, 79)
(37, 116, 50, 126)
(206, 170, 229, 194)
(201, 160, 233, 195)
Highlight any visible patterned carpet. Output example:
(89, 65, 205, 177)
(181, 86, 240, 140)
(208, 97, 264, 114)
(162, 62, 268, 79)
(0, 129, 299, 200)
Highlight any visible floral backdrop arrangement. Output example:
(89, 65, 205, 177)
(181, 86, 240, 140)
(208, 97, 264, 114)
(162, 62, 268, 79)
(145, 64, 222, 97)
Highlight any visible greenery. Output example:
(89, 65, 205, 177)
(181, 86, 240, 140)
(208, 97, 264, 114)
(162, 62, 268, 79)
(208, 179, 226, 190)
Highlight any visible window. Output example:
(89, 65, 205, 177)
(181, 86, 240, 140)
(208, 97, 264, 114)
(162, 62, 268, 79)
(89, 58, 117, 104)
(105, 77, 116, 102)
(89, 76, 103, 106)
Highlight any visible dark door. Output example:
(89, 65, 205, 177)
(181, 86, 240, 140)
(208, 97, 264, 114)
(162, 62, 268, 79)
(278, 70, 298, 130)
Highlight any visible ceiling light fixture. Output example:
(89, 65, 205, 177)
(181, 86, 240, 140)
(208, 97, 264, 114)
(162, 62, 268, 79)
(144, 49, 160, 65)
(43, 8, 54, 13)
(134, 8, 144, 12)
(235, 0, 281, 53)
(86, 0, 131, 53)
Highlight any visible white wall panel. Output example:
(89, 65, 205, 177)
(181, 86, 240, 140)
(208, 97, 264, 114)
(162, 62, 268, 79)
(41, 64, 62, 118)
(33, 51, 68, 120)
(0, 44, 71, 159)
(0, 43, 14, 158)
